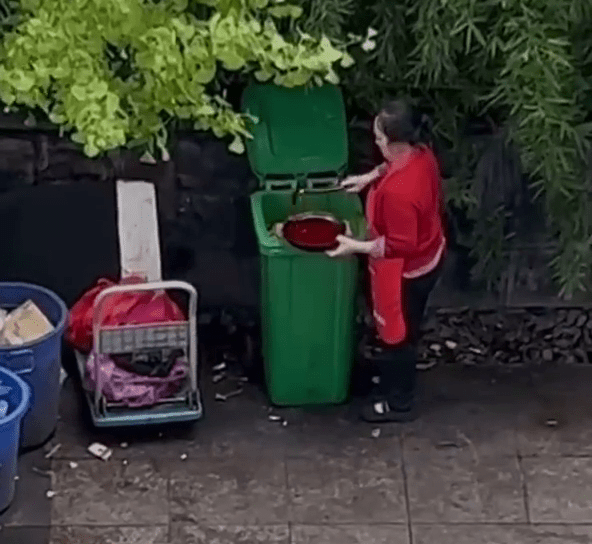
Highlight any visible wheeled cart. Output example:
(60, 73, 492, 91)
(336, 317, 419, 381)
(74, 280, 202, 428)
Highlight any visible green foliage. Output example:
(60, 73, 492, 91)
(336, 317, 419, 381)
(0, 0, 19, 35)
(0, 0, 351, 157)
(2, 0, 592, 298)
(294, 0, 592, 299)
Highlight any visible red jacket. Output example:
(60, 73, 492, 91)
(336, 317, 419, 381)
(370, 147, 446, 278)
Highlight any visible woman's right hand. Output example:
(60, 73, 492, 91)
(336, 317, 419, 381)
(340, 174, 371, 193)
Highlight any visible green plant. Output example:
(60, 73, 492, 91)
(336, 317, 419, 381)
(294, 0, 592, 298)
(0, 0, 19, 32)
(3, 0, 592, 298)
(0, 0, 353, 158)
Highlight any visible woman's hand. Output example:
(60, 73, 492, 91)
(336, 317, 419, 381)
(340, 174, 372, 193)
(340, 164, 387, 193)
(326, 235, 375, 258)
(326, 235, 359, 257)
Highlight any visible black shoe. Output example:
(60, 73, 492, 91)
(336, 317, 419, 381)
(360, 398, 417, 423)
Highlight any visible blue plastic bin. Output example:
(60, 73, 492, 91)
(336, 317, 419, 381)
(0, 283, 67, 450)
(0, 366, 30, 512)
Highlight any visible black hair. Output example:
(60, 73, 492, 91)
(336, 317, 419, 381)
(375, 99, 433, 146)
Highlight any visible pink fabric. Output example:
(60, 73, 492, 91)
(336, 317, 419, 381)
(85, 352, 188, 408)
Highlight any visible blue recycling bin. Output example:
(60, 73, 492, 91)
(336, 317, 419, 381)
(0, 366, 30, 512)
(0, 283, 67, 450)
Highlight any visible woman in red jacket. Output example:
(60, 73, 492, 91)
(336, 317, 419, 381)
(327, 100, 446, 423)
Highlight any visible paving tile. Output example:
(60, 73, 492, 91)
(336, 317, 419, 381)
(191, 397, 298, 460)
(522, 457, 592, 523)
(514, 395, 592, 457)
(414, 524, 592, 544)
(512, 366, 592, 457)
(402, 402, 518, 458)
(0, 450, 51, 527)
(405, 450, 526, 523)
(528, 366, 592, 401)
(417, 365, 535, 408)
(49, 526, 168, 544)
(53, 379, 203, 460)
(170, 456, 288, 525)
(516, 421, 592, 458)
(170, 524, 290, 544)
(290, 404, 402, 460)
(54, 378, 292, 461)
(0, 527, 50, 544)
(517, 425, 592, 457)
(51, 459, 168, 526)
(287, 448, 407, 524)
(291, 525, 409, 544)
(50, 418, 201, 461)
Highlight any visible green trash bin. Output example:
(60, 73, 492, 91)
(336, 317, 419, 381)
(243, 84, 365, 406)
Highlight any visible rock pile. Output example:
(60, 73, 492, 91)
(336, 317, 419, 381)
(419, 307, 592, 366)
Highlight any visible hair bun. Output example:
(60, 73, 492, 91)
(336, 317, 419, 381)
(376, 99, 433, 146)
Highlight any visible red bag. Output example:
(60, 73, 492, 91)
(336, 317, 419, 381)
(66, 276, 185, 353)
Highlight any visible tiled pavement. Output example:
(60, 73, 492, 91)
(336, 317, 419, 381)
(3, 365, 592, 543)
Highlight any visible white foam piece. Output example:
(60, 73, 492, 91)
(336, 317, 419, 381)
(116, 180, 162, 282)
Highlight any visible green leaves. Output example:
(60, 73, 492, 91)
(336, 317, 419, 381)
(305, 0, 592, 297)
(340, 52, 354, 68)
(400, 0, 592, 297)
(317, 35, 343, 64)
(6, 0, 592, 297)
(0, 0, 352, 161)
(11, 72, 34, 92)
(267, 4, 303, 18)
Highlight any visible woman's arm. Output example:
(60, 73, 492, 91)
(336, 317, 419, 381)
(325, 235, 383, 258)
(341, 162, 388, 193)
(366, 162, 388, 183)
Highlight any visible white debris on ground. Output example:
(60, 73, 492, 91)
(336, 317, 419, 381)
(44, 443, 61, 459)
(212, 362, 227, 373)
(214, 388, 243, 402)
(87, 442, 113, 461)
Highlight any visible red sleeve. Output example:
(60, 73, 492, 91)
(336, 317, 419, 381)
(380, 191, 418, 258)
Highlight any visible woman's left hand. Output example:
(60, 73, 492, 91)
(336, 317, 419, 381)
(326, 235, 363, 258)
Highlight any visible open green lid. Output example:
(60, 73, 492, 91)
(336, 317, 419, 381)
(242, 84, 348, 188)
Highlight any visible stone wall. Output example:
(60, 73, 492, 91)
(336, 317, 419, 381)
(168, 134, 260, 310)
(0, 126, 568, 315)
(0, 129, 261, 314)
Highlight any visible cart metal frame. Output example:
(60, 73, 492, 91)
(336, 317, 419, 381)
(74, 280, 202, 428)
